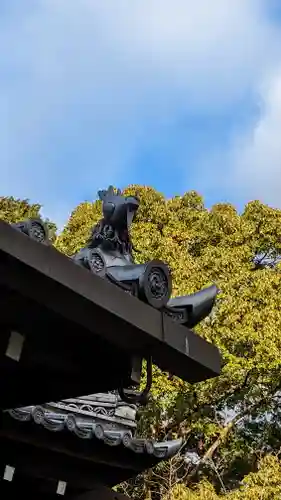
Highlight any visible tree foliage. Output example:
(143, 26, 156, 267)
(0, 196, 58, 241)
(2, 187, 281, 499)
(0, 196, 41, 223)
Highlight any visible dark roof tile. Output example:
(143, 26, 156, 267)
(6, 402, 182, 460)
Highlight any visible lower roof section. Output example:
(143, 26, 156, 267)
(0, 403, 182, 489)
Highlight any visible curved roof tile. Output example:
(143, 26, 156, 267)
(6, 398, 182, 460)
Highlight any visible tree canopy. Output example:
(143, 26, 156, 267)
(2, 186, 281, 499)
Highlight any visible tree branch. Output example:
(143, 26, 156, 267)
(165, 369, 253, 436)
(185, 381, 281, 484)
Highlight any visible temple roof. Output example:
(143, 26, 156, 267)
(6, 396, 181, 461)
(0, 219, 221, 409)
(0, 393, 182, 493)
(0, 209, 220, 496)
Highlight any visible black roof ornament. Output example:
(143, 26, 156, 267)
(97, 185, 139, 231)
(72, 187, 220, 405)
(11, 217, 49, 244)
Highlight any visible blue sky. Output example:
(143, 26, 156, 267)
(1, 1, 281, 227)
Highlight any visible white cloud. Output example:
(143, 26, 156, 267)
(0, 0, 280, 222)
(229, 70, 281, 208)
